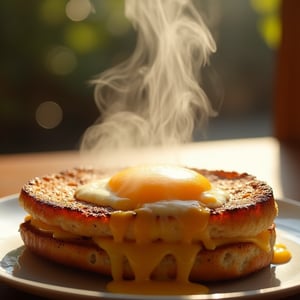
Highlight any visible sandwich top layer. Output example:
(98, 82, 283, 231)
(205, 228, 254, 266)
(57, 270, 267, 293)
(19, 166, 278, 244)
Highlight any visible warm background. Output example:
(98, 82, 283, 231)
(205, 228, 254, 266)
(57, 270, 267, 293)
(0, 0, 279, 153)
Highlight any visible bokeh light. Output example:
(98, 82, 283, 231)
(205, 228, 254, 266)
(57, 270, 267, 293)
(251, 0, 281, 48)
(35, 101, 63, 129)
(65, 0, 94, 22)
(258, 14, 281, 49)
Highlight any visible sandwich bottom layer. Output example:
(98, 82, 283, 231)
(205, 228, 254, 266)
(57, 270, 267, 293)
(19, 220, 276, 282)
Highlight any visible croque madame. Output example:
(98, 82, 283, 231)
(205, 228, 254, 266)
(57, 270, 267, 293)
(18, 166, 278, 294)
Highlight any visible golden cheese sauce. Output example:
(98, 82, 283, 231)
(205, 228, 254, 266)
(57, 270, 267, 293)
(94, 238, 208, 295)
(92, 208, 274, 295)
(28, 213, 280, 295)
(93, 204, 210, 295)
(272, 243, 292, 264)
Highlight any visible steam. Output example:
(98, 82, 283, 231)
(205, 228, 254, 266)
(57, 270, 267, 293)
(80, 0, 216, 155)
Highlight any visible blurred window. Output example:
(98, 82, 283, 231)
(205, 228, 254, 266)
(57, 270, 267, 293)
(0, 0, 279, 153)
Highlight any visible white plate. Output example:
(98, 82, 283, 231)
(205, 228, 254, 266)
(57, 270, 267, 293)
(1, 195, 300, 300)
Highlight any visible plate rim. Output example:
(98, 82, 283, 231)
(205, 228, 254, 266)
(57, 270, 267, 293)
(1, 194, 300, 300)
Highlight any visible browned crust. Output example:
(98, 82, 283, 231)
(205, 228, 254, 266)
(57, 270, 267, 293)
(19, 221, 276, 282)
(19, 167, 277, 239)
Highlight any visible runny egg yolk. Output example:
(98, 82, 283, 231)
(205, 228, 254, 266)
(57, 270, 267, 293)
(108, 165, 211, 207)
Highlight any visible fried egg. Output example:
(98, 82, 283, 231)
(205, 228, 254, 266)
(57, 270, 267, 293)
(75, 164, 228, 211)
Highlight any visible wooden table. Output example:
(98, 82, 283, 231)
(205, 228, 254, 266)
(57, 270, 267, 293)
(0, 137, 300, 299)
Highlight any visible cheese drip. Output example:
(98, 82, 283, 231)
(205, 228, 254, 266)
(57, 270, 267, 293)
(26, 215, 274, 295)
(272, 243, 292, 264)
(93, 228, 273, 295)
(109, 202, 210, 244)
(92, 209, 272, 295)
(94, 237, 208, 295)
(95, 206, 211, 295)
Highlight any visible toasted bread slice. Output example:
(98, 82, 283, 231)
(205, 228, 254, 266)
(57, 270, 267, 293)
(19, 168, 277, 241)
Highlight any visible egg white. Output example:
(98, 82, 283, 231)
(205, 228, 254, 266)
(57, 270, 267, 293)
(75, 178, 227, 211)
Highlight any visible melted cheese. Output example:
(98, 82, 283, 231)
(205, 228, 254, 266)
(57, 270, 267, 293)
(94, 237, 208, 295)
(132, 201, 210, 243)
(272, 243, 292, 264)
(93, 228, 272, 295)
(28, 214, 275, 295)
(96, 204, 272, 295)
